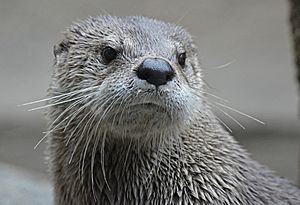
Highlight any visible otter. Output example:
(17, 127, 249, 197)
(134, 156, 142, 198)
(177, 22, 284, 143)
(47, 16, 300, 204)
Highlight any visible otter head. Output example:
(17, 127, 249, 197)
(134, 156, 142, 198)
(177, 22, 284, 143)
(52, 16, 204, 142)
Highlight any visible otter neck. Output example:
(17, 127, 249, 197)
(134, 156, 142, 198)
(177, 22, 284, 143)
(52, 111, 257, 204)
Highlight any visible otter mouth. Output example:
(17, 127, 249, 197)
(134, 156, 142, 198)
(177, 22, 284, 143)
(128, 102, 166, 112)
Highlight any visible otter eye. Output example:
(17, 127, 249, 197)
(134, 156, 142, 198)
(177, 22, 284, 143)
(102, 46, 117, 64)
(177, 52, 186, 67)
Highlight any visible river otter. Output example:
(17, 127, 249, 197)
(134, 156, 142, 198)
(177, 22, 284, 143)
(47, 16, 300, 204)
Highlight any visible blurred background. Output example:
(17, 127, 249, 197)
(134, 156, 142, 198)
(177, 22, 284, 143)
(0, 0, 299, 203)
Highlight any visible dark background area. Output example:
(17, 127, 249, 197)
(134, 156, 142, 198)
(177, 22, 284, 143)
(0, 0, 299, 194)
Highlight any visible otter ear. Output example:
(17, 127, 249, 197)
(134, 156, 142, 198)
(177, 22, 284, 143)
(53, 39, 70, 66)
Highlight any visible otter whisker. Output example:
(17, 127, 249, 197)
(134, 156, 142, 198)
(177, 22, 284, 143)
(46, 97, 88, 133)
(202, 79, 215, 91)
(90, 128, 100, 202)
(80, 110, 98, 184)
(100, 129, 111, 191)
(202, 60, 236, 70)
(88, 96, 121, 193)
(21, 85, 100, 106)
(190, 87, 228, 103)
(46, 92, 97, 135)
(90, 92, 123, 142)
(155, 132, 166, 179)
(213, 102, 265, 125)
(33, 133, 51, 150)
(142, 129, 157, 185)
(191, 89, 264, 125)
(69, 109, 94, 164)
(96, 94, 123, 127)
(210, 103, 245, 130)
(65, 93, 114, 146)
(112, 93, 131, 126)
(122, 136, 132, 170)
(109, 90, 129, 129)
(33, 97, 91, 150)
(166, 98, 177, 180)
(116, 91, 139, 128)
(214, 115, 233, 133)
(201, 91, 229, 103)
(93, 101, 109, 137)
(64, 99, 97, 134)
(80, 93, 117, 180)
(84, 93, 128, 190)
(112, 92, 136, 132)
(28, 93, 94, 111)
(167, 130, 172, 181)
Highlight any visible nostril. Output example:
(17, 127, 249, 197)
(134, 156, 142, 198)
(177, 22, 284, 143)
(136, 67, 148, 81)
(166, 71, 174, 82)
(136, 58, 174, 86)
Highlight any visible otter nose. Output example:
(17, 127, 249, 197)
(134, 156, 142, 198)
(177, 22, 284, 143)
(136, 58, 175, 86)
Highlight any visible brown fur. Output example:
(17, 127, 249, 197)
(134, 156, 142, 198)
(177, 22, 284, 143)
(47, 16, 300, 204)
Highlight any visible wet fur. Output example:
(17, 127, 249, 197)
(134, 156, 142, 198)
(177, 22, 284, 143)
(47, 16, 300, 204)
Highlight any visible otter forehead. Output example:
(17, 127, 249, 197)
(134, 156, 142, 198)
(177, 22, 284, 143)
(66, 16, 193, 58)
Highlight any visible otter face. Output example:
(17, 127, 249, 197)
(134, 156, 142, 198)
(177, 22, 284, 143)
(52, 16, 204, 139)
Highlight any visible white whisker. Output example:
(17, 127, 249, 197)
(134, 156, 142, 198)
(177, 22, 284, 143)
(206, 60, 236, 70)
(211, 104, 245, 130)
(101, 130, 111, 191)
(63, 99, 96, 134)
(191, 87, 229, 103)
(213, 102, 265, 125)
(214, 115, 232, 133)
(20, 85, 99, 106)
(90, 131, 100, 200)
(46, 98, 87, 133)
(202, 91, 229, 103)
(28, 93, 94, 111)
(80, 112, 97, 184)
(69, 109, 93, 163)
(34, 133, 49, 150)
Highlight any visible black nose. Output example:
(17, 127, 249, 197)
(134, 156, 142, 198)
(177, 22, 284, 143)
(136, 58, 175, 86)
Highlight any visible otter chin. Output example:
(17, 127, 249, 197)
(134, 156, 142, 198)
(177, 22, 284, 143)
(97, 88, 189, 140)
(47, 16, 300, 205)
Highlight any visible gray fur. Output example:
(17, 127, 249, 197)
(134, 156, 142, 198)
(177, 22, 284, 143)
(47, 16, 300, 204)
